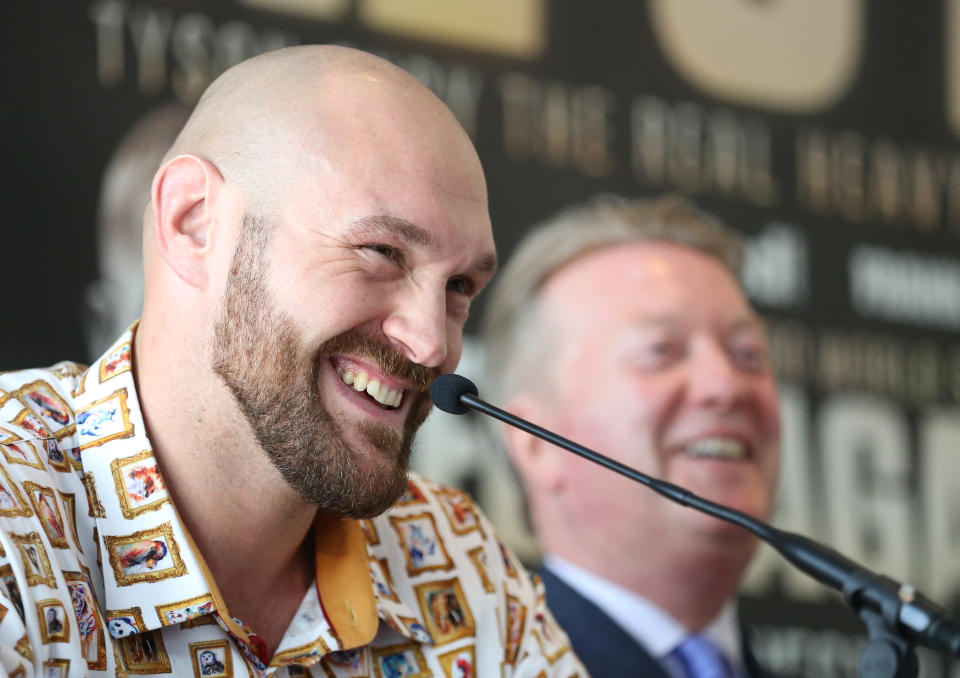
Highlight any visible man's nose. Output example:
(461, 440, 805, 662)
(381, 284, 450, 369)
(688, 341, 750, 409)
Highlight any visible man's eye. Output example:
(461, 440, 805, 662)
(365, 244, 401, 262)
(447, 277, 474, 296)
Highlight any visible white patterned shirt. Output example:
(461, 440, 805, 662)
(0, 326, 585, 677)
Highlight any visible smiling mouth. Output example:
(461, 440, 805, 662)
(681, 437, 748, 460)
(335, 366, 404, 409)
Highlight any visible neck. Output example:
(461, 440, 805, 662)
(132, 319, 318, 623)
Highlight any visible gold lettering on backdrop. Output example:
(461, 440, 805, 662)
(237, 0, 348, 21)
(796, 126, 960, 234)
(358, 0, 544, 59)
(499, 73, 616, 177)
(648, 0, 864, 113)
(630, 96, 778, 206)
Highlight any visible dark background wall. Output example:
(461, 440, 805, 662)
(3, 2, 959, 675)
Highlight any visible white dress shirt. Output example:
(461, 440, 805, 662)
(543, 554, 746, 676)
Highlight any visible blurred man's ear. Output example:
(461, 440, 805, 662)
(502, 396, 567, 494)
(151, 154, 223, 290)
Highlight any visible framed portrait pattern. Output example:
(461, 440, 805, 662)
(104, 522, 187, 586)
(76, 388, 134, 450)
(22, 482, 69, 549)
(35, 599, 70, 644)
(0, 464, 32, 518)
(438, 645, 476, 678)
(11, 532, 55, 588)
(504, 595, 527, 665)
(270, 638, 329, 668)
(321, 647, 368, 677)
(371, 642, 430, 678)
(390, 512, 453, 576)
(14, 380, 73, 434)
(56, 491, 82, 552)
(369, 557, 400, 604)
(155, 594, 214, 626)
(99, 342, 133, 384)
(531, 605, 569, 665)
(395, 616, 433, 645)
(396, 477, 428, 507)
(82, 472, 106, 518)
(466, 546, 494, 594)
(117, 629, 171, 674)
(189, 639, 232, 678)
(106, 607, 146, 638)
(40, 658, 71, 677)
(110, 449, 169, 519)
(42, 437, 71, 473)
(64, 568, 107, 670)
(0, 425, 44, 471)
(435, 488, 484, 537)
(0, 564, 24, 619)
(415, 578, 476, 646)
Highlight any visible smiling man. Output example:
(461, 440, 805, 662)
(0, 46, 583, 676)
(484, 195, 781, 678)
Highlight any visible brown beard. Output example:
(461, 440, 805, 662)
(211, 214, 436, 518)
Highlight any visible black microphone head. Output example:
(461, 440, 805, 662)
(430, 374, 478, 415)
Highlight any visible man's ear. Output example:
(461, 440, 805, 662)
(502, 396, 567, 494)
(151, 154, 224, 289)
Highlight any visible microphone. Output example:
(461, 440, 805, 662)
(429, 373, 960, 661)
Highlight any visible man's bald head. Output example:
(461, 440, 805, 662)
(161, 45, 477, 214)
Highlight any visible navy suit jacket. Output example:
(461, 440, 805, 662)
(539, 567, 771, 678)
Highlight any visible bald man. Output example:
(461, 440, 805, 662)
(0, 46, 584, 677)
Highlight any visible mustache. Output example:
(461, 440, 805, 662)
(318, 331, 439, 391)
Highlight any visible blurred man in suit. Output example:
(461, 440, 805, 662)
(483, 195, 781, 677)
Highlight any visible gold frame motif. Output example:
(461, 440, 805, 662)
(466, 546, 494, 594)
(369, 557, 401, 604)
(0, 424, 44, 470)
(389, 512, 454, 576)
(360, 519, 380, 546)
(504, 594, 527, 665)
(437, 645, 476, 678)
(11, 532, 55, 587)
(36, 599, 70, 644)
(371, 642, 431, 678)
(57, 491, 82, 553)
(40, 658, 70, 677)
(13, 380, 73, 433)
(110, 449, 169, 518)
(320, 646, 367, 677)
(155, 593, 215, 626)
(99, 342, 133, 383)
(0, 464, 32, 518)
(117, 629, 171, 674)
(395, 477, 429, 506)
(77, 388, 135, 450)
(71, 370, 87, 398)
(105, 522, 187, 587)
(435, 487, 484, 537)
(414, 578, 476, 646)
(106, 607, 147, 634)
(82, 473, 106, 518)
(394, 615, 433, 644)
(42, 436, 72, 473)
(270, 638, 329, 668)
(22, 481, 70, 549)
(189, 639, 233, 678)
(64, 567, 107, 670)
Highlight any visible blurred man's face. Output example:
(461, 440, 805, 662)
(211, 114, 496, 518)
(536, 242, 781, 547)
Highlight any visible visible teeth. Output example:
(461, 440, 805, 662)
(353, 371, 369, 391)
(336, 367, 402, 408)
(683, 437, 746, 460)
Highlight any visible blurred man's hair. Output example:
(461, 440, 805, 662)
(482, 194, 746, 406)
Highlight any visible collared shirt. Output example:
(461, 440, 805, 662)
(0, 326, 585, 677)
(543, 554, 744, 676)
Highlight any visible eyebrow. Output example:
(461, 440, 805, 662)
(349, 214, 498, 276)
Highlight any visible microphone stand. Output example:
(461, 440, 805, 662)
(433, 376, 960, 678)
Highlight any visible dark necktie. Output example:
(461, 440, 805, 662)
(665, 633, 734, 678)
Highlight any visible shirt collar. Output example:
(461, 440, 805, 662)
(75, 324, 424, 658)
(543, 554, 744, 667)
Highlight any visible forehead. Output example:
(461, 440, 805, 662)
(540, 242, 755, 325)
